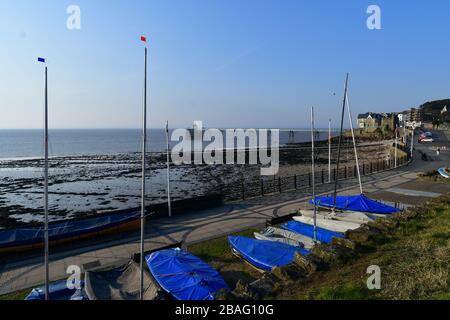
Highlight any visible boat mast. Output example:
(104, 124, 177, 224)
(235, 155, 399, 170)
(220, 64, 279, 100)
(43, 65, 50, 301)
(328, 119, 332, 183)
(166, 120, 172, 217)
(140, 42, 148, 301)
(333, 73, 349, 210)
(311, 107, 317, 242)
(345, 91, 363, 194)
(394, 126, 398, 168)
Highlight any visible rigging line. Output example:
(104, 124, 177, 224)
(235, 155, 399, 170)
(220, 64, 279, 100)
(333, 73, 349, 210)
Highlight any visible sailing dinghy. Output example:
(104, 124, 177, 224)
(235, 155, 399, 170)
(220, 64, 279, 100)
(146, 248, 228, 300)
(311, 194, 400, 215)
(0, 211, 140, 254)
(293, 215, 361, 233)
(228, 236, 309, 272)
(438, 167, 449, 179)
(282, 221, 344, 244)
(299, 209, 374, 224)
(25, 280, 87, 300)
(254, 227, 315, 249)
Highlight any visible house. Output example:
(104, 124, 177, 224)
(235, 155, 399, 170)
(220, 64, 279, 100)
(380, 113, 397, 131)
(357, 112, 383, 132)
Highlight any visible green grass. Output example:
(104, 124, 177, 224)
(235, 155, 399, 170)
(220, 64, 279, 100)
(281, 196, 450, 300)
(2, 195, 449, 300)
(0, 288, 30, 301)
(307, 284, 373, 300)
(188, 196, 450, 300)
(188, 228, 262, 289)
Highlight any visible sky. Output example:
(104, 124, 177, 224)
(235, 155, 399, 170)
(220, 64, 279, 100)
(1, 0, 449, 129)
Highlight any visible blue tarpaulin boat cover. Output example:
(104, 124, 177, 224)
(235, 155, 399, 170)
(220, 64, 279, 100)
(146, 248, 229, 300)
(0, 211, 140, 249)
(310, 194, 400, 214)
(228, 236, 309, 271)
(25, 280, 87, 300)
(282, 221, 344, 244)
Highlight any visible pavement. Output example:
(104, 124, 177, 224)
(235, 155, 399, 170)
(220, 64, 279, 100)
(0, 130, 449, 296)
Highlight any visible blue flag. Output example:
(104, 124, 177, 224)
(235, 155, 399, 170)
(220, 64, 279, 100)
(38, 57, 46, 63)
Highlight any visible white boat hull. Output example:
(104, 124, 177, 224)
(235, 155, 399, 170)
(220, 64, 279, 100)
(255, 227, 315, 249)
(293, 215, 361, 233)
(299, 209, 376, 224)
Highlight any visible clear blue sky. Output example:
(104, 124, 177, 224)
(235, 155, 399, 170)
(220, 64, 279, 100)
(1, 0, 449, 129)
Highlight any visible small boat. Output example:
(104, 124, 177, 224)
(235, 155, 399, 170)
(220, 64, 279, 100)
(0, 211, 140, 254)
(299, 209, 374, 224)
(311, 194, 400, 215)
(25, 280, 87, 300)
(438, 167, 450, 179)
(293, 215, 361, 233)
(254, 227, 315, 249)
(282, 221, 344, 244)
(228, 236, 309, 272)
(85, 260, 162, 300)
(145, 248, 229, 300)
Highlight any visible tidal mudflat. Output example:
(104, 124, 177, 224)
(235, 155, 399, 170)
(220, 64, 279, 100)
(0, 141, 390, 228)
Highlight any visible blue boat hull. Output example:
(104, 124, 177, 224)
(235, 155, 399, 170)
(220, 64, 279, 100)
(282, 221, 344, 244)
(146, 248, 229, 300)
(25, 280, 87, 300)
(0, 211, 140, 254)
(228, 236, 309, 271)
(311, 194, 400, 214)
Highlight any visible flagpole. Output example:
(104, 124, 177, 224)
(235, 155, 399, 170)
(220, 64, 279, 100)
(328, 119, 331, 183)
(166, 121, 172, 218)
(140, 44, 147, 301)
(311, 107, 317, 242)
(44, 65, 50, 301)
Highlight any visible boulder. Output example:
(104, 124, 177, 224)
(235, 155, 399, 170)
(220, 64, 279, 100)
(215, 289, 235, 300)
(249, 274, 277, 297)
(293, 252, 317, 275)
(271, 264, 305, 283)
(345, 226, 378, 244)
(331, 237, 357, 251)
(233, 280, 259, 300)
(310, 244, 355, 265)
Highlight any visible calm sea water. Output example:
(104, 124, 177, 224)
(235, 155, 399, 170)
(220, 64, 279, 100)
(0, 129, 337, 159)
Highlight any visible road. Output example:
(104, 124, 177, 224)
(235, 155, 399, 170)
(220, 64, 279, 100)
(0, 130, 449, 296)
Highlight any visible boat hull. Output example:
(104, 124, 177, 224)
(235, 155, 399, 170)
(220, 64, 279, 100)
(293, 215, 361, 233)
(0, 212, 140, 255)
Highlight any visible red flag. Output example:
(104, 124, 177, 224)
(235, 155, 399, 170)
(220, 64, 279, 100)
(140, 36, 147, 43)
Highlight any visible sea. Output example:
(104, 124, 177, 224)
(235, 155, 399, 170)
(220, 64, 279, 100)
(0, 129, 338, 159)
(0, 128, 341, 225)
